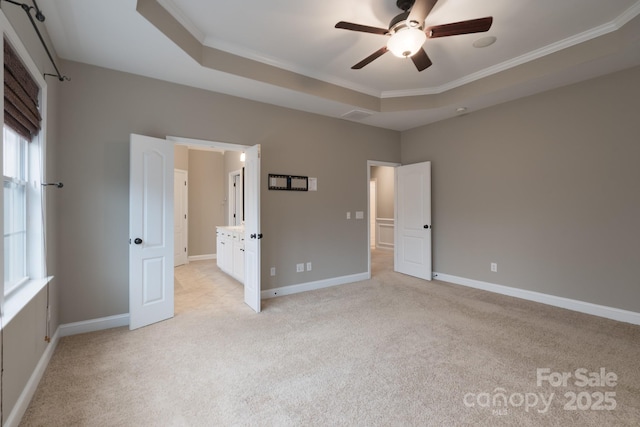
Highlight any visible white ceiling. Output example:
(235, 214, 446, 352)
(38, 0, 640, 131)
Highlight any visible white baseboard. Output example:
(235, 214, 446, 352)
(262, 272, 370, 299)
(5, 327, 60, 427)
(59, 313, 129, 337)
(7, 314, 130, 426)
(188, 254, 215, 261)
(434, 272, 640, 326)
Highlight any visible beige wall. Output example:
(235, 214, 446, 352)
(1, 6, 61, 424)
(188, 150, 225, 256)
(55, 59, 400, 323)
(174, 145, 227, 257)
(402, 65, 640, 313)
(174, 144, 188, 170)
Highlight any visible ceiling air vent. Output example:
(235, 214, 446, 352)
(341, 110, 373, 121)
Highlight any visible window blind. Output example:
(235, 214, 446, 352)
(4, 38, 41, 141)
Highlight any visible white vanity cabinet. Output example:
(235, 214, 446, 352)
(216, 226, 244, 284)
(216, 228, 231, 274)
(232, 237, 245, 283)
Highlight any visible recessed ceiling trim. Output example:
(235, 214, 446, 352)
(158, 1, 381, 98)
(618, 0, 640, 26)
(139, 0, 381, 110)
(381, 2, 640, 99)
(157, 0, 205, 43)
(155, 0, 640, 102)
(202, 36, 383, 98)
(138, 0, 640, 123)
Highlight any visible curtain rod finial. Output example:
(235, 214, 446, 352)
(44, 73, 70, 82)
(41, 182, 63, 188)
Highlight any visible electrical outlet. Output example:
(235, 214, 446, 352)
(296, 263, 304, 273)
(306, 262, 312, 271)
(346, 212, 351, 220)
(270, 267, 276, 276)
(491, 262, 498, 272)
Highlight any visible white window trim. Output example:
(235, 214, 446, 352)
(0, 10, 53, 327)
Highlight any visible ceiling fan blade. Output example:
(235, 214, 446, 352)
(426, 17, 493, 38)
(335, 21, 389, 35)
(352, 47, 389, 69)
(411, 48, 433, 72)
(407, 0, 438, 28)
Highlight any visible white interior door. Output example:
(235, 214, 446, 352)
(129, 134, 174, 330)
(243, 144, 261, 312)
(174, 169, 188, 267)
(395, 161, 432, 280)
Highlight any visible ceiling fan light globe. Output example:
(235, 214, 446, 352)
(387, 28, 427, 58)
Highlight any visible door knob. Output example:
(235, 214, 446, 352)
(134, 238, 143, 244)
(423, 225, 430, 229)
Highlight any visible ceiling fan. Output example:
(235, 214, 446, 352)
(335, 0, 493, 71)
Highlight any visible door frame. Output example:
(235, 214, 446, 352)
(174, 168, 188, 267)
(367, 160, 400, 278)
(369, 179, 377, 249)
(228, 169, 243, 226)
(167, 136, 260, 310)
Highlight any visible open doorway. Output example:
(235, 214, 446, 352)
(367, 161, 399, 277)
(229, 168, 244, 226)
(170, 137, 258, 311)
(173, 143, 230, 261)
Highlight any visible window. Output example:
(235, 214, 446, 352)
(3, 125, 28, 295)
(1, 28, 49, 324)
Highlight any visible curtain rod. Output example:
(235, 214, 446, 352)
(3, 0, 69, 81)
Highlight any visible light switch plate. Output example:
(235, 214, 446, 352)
(355, 211, 364, 219)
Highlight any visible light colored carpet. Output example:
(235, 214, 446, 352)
(20, 250, 640, 426)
